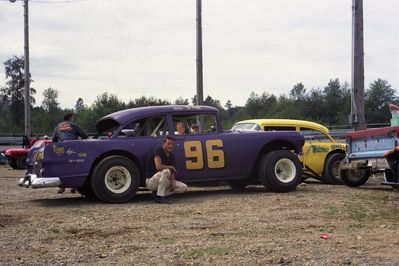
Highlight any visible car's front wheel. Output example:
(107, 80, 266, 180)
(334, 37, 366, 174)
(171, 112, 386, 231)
(340, 168, 371, 187)
(91, 156, 140, 203)
(258, 150, 302, 192)
(323, 153, 345, 184)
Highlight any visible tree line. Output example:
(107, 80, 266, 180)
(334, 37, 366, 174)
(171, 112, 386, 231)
(1, 56, 397, 135)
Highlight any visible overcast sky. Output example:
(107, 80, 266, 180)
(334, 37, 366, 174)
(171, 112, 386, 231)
(0, 0, 398, 109)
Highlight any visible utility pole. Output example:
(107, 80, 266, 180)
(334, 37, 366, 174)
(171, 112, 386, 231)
(351, 0, 365, 131)
(23, 0, 31, 142)
(196, 0, 204, 106)
(10, 0, 31, 143)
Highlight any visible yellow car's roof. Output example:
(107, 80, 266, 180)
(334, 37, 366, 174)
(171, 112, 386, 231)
(235, 119, 330, 134)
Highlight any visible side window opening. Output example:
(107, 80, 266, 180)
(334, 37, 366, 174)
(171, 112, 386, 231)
(173, 114, 218, 135)
(118, 116, 168, 138)
(264, 126, 296, 131)
(300, 127, 332, 142)
(231, 123, 260, 131)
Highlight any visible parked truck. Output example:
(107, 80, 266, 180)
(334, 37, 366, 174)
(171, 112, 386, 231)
(339, 126, 399, 189)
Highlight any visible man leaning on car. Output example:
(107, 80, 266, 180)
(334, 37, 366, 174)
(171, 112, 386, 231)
(52, 112, 88, 194)
(52, 112, 88, 142)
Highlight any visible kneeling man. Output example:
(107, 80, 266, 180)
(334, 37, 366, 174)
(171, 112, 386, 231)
(145, 136, 187, 204)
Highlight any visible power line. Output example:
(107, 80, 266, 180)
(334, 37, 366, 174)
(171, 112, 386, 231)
(0, 0, 89, 3)
(31, 0, 89, 3)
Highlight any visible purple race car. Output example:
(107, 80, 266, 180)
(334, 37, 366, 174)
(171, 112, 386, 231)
(20, 105, 304, 203)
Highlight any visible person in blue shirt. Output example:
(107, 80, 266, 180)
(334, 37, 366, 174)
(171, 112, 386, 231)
(52, 112, 88, 193)
(52, 112, 88, 142)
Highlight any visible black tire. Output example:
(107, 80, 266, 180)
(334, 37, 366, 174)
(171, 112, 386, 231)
(384, 169, 399, 188)
(323, 153, 345, 184)
(258, 150, 302, 192)
(228, 179, 250, 190)
(384, 169, 395, 182)
(8, 158, 18, 169)
(16, 155, 27, 169)
(90, 156, 140, 203)
(340, 168, 371, 187)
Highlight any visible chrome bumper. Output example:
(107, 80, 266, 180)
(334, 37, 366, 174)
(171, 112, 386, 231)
(18, 174, 61, 188)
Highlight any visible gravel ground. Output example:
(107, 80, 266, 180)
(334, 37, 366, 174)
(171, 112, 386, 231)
(1, 165, 399, 266)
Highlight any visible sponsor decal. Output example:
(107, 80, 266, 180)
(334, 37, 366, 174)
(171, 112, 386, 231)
(68, 159, 85, 163)
(66, 148, 77, 156)
(331, 144, 345, 150)
(311, 145, 330, 153)
(78, 152, 87, 158)
(58, 122, 72, 132)
(53, 145, 65, 156)
(33, 151, 43, 161)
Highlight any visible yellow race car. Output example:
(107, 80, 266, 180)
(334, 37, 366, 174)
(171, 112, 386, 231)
(232, 119, 346, 184)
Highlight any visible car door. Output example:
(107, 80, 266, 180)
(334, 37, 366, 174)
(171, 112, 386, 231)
(117, 115, 168, 167)
(300, 127, 332, 174)
(172, 114, 240, 182)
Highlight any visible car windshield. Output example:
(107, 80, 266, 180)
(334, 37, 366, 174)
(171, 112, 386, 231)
(31, 140, 46, 149)
(231, 123, 261, 131)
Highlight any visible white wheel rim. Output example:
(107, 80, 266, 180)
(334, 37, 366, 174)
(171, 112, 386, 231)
(104, 166, 132, 194)
(332, 161, 341, 178)
(275, 158, 296, 183)
(348, 169, 365, 181)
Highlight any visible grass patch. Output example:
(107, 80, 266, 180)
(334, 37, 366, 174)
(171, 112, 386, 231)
(347, 207, 367, 222)
(378, 210, 399, 221)
(173, 210, 191, 218)
(71, 209, 86, 215)
(49, 227, 60, 234)
(159, 237, 176, 245)
(345, 204, 399, 229)
(347, 206, 367, 228)
(324, 206, 339, 217)
(184, 247, 229, 259)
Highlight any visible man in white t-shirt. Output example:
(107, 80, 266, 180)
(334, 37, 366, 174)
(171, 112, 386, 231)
(389, 103, 399, 126)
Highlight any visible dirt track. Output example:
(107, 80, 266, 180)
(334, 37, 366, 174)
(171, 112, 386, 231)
(1, 165, 399, 265)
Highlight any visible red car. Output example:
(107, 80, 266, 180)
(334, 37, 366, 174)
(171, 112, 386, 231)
(3, 139, 52, 169)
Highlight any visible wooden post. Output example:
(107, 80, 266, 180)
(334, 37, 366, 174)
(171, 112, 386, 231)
(351, 0, 366, 131)
(196, 0, 204, 106)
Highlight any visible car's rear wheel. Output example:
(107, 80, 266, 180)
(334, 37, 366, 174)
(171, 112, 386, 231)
(323, 153, 345, 184)
(91, 156, 140, 203)
(258, 150, 302, 192)
(8, 158, 18, 169)
(340, 168, 371, 187)
(16, 155, 27, 169)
